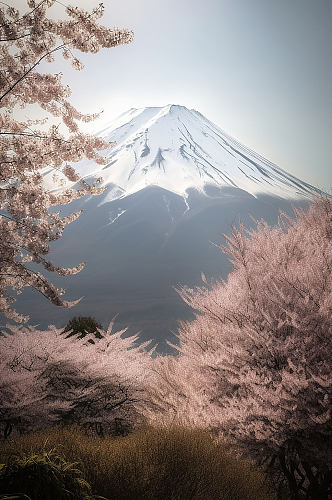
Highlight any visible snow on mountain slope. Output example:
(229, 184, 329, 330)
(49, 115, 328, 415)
(44, 104, 321, 201)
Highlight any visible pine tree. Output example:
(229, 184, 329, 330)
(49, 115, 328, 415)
(62, 316, 103, 339)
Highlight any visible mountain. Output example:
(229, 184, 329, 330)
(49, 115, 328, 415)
(44, 104, 321, 201)
(17, 105, 321, 353)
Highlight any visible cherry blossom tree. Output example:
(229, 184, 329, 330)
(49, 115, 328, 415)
(0, 321, 152, 438)
(148, 197, 332, 499)
(0, 1, 133, 322)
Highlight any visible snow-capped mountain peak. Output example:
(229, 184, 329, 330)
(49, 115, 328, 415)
(45, 104, 322, 202)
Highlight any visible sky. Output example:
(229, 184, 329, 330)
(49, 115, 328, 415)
(14, 0, 332, 192)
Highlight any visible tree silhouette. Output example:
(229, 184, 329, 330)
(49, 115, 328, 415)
(63, 316, 103, 339)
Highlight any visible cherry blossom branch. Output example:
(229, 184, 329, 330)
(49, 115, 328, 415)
(0, 131, 70, 143)
(0, 32, 32, 42)
(0, 43, 65, 102)
(13, 0, 48, 23)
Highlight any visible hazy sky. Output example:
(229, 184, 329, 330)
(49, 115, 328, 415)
(16, 0, 332, 191)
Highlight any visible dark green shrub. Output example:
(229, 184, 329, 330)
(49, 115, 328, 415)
(62, 316, 103, 339)
(0, 450, 93, 500)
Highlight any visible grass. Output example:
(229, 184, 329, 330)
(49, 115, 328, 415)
(0, 425, 276, 500)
